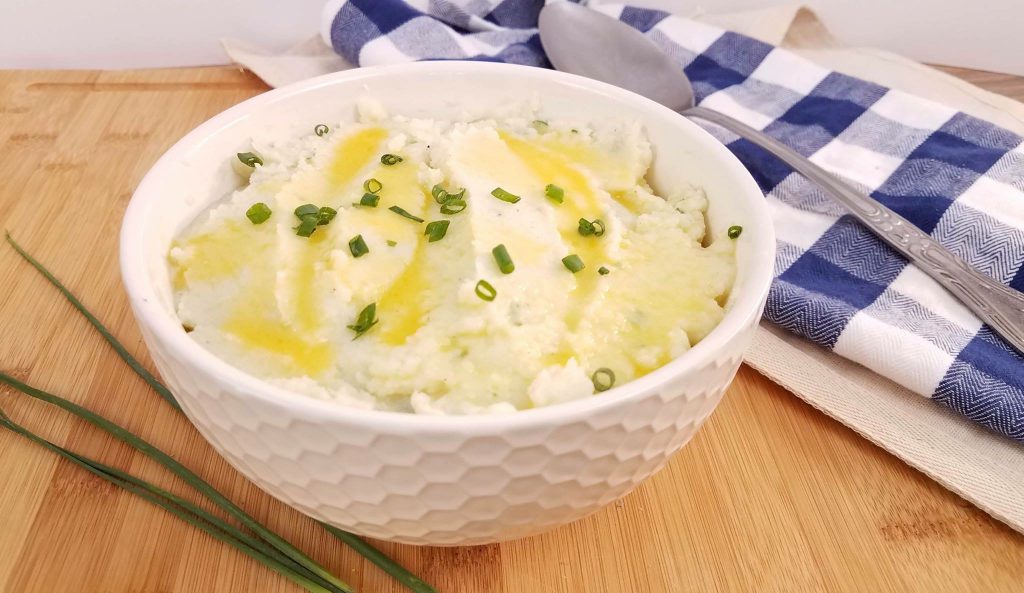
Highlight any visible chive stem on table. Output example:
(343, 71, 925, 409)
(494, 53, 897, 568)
(3, 233, 438, 593)
(3, 233, 181, 411)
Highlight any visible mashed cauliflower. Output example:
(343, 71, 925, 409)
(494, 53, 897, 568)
(169, 101, 736, 414)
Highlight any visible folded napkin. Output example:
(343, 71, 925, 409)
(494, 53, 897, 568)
(323, 0, 1024, 443)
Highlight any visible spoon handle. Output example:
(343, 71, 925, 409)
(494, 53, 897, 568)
(684, 105, 1024, 355)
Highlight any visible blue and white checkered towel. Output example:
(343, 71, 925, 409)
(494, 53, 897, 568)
(323, 0, 1024, 442)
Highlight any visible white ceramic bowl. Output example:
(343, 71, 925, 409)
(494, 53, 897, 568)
(121, 62, 774, 545)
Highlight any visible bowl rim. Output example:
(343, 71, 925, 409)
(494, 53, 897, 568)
(121, 60, 775, 431)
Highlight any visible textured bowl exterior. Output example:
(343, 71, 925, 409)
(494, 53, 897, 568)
(137, 304, 760, 545)
(121, 62, 775, 545)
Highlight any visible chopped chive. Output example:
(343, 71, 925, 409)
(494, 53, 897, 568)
(363, 178, 383, 193)
(492, 244, 514, 274)
(592, 368, 615, 392)
(294, 204, 319, 219)
(359, 192, 380, 207)
(348, 235, 369, 258)
(432, 184, 466, 205)
(545, 184, 564, 204)
(475, 280, 497, 302)
(386, 240, 397, 247)
(380, 154, 403, 166)
(388, 205, 424, 223)
(317, 206, 337, 226)
(578, 218, 605, 237)
(237, 152, 263, 167)
(424, 220, 450, 243)
(490, 187, 520, 204)
(531, 120, 549, 132)
(347, 303, 378, 338)
(314, 124, 329, 137)
(562, 254, 585, 273)
(440, 200, 466, 215)
(571, 128, 579, 134)
(728, 225, 743, 239)
(245, 202, 272, 224)
(294, 217, 318, 237)
(598, 266, 610, 276)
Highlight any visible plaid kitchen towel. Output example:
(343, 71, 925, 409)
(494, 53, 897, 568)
(322, 0, 1024, 442)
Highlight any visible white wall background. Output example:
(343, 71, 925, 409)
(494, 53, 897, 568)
(1, 0, 1021, 75)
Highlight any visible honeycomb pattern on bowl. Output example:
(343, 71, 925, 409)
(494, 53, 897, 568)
(140, 313, 757, 546)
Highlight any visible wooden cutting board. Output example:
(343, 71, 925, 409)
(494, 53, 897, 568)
(0, 66, 1021, 593)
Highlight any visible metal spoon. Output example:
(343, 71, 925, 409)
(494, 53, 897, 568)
(539, 1, 1024, 355)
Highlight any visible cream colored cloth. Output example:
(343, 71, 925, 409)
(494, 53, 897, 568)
(222, 5, 1024, 534)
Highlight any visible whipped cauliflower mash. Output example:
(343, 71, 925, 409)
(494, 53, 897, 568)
(169, 101, 737, 414)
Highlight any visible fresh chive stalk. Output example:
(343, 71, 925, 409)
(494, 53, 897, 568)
(0, 371, 354, 593)
(2, 233, 439, 593)
(0, 409, 335, 593)
(3, 233, 180, 410)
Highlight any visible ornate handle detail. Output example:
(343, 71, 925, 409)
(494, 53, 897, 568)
(686, 106, 1024, 356)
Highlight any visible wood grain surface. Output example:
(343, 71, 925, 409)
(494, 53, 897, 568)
(1, 66, 1022, 593)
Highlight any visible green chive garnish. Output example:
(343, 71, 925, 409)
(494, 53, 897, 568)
(245, 202, 272, 224)
(562, 254, 585, 273)
(363, 178, 383, 193)
(349, 235, 369, 258)
(347, 303, 378, 338)
(578, 218, 605, 237)
(531, 120, 549, 132)
(475, 280, 497, 302)
(359, 192, 380, 207)
(294, 217, 317, 237)
(545, 184, 564, 204)
(294, 204, 319, 219)
(490, 187, 520, 204)
(386, 240, 397, 247)
(424, 220, 450, 243)
(728, 225, 743, 239)
(317, 206, 337, 226)
(388, 205, 423, 223)
(314, 124, 329, 137)
(598, 266, 610, 275)
(592, 368, 615, 392)
(440, 200, 466, 215)
(380, 154, 403, 166)
(237, 152, 263, 167)
(431, 184, 466, 205)
(492, 244, 514, 274)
